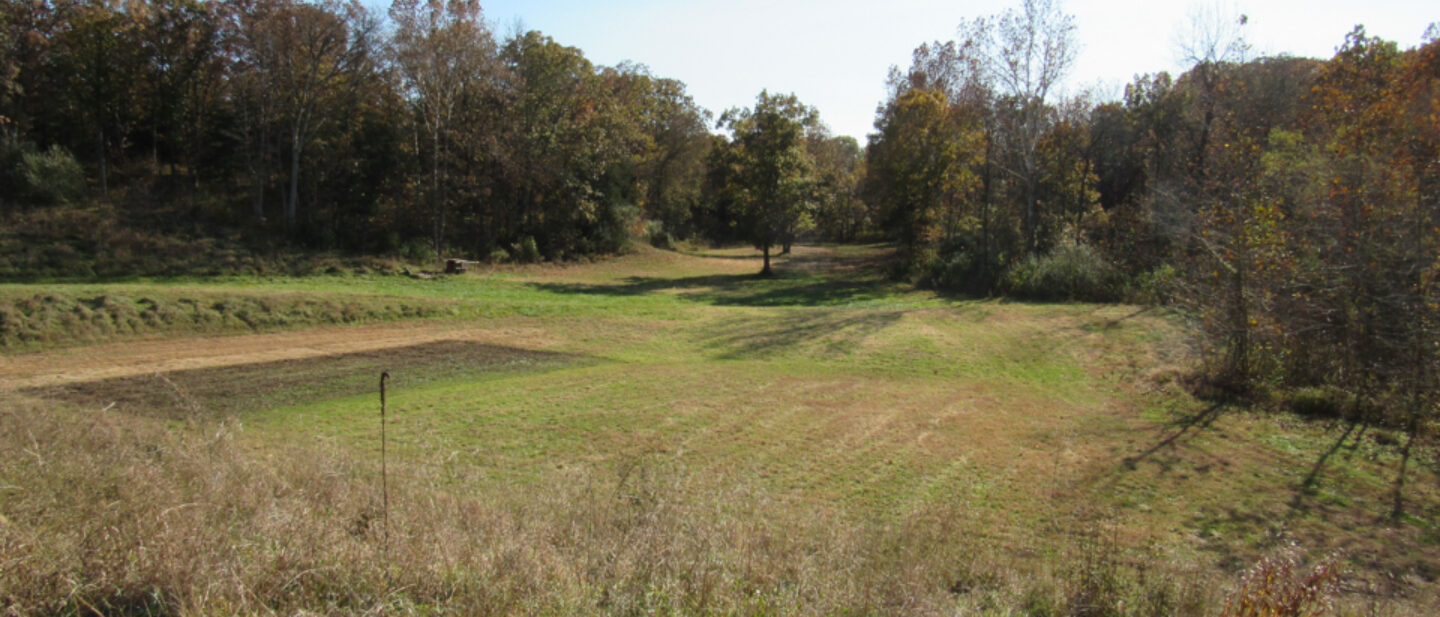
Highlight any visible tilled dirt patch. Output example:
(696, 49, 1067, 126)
(24, 340, 591, 420)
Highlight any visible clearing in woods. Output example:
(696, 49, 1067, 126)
(3, 244, 1437, 613)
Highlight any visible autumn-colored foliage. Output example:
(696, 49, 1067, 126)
(1219, 548, 1341, 617)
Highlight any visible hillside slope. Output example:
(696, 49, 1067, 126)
(2, 245, 1435, 616)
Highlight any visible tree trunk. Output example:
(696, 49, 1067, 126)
(250, 114, 268, 226)
(1076, 156, 1090, 245)
(1228, 255, 1248, 384)
(431, 128, 444, 253)
(760, 245, 772, 276)
(1393, 335, 1429, 519)
(287, 127, 301, 231)
(1193, 65, 1216, 191)
(252, 179, 265, 226)
(1025, 170, 1038, 254)
(97, 127, 108, 197)
(981, 130, 994, 276)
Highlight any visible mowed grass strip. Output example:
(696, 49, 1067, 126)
(253, 359, 1082, 515)
(233, 296, 1173, 529)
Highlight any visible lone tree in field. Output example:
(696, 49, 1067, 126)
(719, 91, 818, 276)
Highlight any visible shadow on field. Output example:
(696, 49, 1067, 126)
(683, 245, 894, 271)
(1297, 420, 1367, 496)
(696, 310, 904, 360)
(1082, 305, 1156, 331)
(529, 272, 903, 308)
(25, 340, 593, 420)
(530, 246, 905, 308)
(1122, 402, 1225, 470)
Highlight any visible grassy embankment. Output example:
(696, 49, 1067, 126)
(2, 244, 1436, 615)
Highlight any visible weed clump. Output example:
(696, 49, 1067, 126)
(1219, 548, 1341, 617)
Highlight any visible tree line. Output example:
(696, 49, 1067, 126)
(0, 0, 687, 260)
(0, 0, 868, 264)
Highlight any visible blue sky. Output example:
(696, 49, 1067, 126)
(420, 1, 1436, 142)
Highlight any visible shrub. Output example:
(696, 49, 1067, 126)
(596, 200, 640, 254)
(1127, 263, 1182, 305)
(1288, 386, 1353, 420)
(354, 256, 403, 276)
(513, 236, 541, 264)
(1, 140, 85, 208)
(22, 144, 86, 206)
(399, 238, 437, 264)
(905, 233, 1004, 296)
(645, 220, 675, 250)
(924, 246, 1002, 296)
(1003, 242, 1123, 303)
(0, 137, 27, 205)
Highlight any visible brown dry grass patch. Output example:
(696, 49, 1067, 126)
(1, 394, 1234, 616)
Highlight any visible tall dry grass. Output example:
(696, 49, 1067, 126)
(0, 396, 1409, 616)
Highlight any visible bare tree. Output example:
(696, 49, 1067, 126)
(1174, 1, 1249, 187)
(964, 0, 1078, 254)
(1174, 3, 1254, 386)
(1175, 1, 1250, 69)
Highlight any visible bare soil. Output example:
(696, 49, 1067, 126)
(0, 321, 557, 391)
(23, 339, 589, 420)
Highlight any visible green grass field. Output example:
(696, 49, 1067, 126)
(2, 244, 1436, 615)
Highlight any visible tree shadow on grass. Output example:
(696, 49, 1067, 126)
(1079, 305, 1157, 332)
(677, 252, 762, 261)
(695, 310, 905, 360)
(1123, 400, 1440, 580)
(530, 245, 908, 308)
(528, 271, 905, 308)
(1122, 402, 1226, 470)
(680, 244, 896, 270)
(1295, 419, 1367, 497)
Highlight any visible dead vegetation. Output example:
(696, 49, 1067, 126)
(0, 391, 1423, 617)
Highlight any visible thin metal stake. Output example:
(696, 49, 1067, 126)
(380, 370, 391, 582)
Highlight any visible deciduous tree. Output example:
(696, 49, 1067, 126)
(867, 88, 978, 268)
(388, 0, 497, 252)
(719, 91, 818, 276)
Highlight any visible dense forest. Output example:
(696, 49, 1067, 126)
(0, 0, 866, 265)
(1, 0, 720, 263)
(2, 1, 1439, 457)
